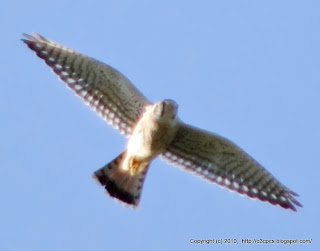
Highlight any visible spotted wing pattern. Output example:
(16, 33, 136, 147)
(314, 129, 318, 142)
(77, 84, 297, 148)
(22, 33, 150, 136)
(162, 122, 302, 211)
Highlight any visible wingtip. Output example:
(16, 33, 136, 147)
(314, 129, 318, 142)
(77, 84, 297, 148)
(280, 196, 303, 212)
(22, 32, 30, 37)
(21, 33, 31, 43)
(21, 32, 34, 41)
(21, 32, 47, 43)
(285, 188, 303, 211)
(292, 199, 303, 209)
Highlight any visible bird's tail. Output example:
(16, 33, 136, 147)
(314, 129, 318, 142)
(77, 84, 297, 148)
(93, 151, 150, 207)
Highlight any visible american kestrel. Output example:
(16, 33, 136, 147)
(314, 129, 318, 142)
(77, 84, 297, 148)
(22, 33, 302, 211)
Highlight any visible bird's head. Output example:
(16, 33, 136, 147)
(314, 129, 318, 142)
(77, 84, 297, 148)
(153, 99, 178, 122)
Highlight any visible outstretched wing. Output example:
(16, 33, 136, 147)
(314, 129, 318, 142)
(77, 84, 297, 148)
(22, 33, 150, 136)
(162, 122, 302, 211)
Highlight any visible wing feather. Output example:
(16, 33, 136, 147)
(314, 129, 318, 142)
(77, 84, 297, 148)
(162, 122, 302, 211)
(22, 33, 150, 136)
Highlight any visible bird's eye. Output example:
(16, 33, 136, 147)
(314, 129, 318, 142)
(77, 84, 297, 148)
(160, 102, 166, 117)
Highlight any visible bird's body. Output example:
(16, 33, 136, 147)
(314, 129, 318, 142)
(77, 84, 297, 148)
(93, 100, 179, 205)
(126, 100, 179, 163)
(22, 33, 302, 211)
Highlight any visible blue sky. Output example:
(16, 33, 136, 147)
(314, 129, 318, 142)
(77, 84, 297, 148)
(1, 1, 319, 250)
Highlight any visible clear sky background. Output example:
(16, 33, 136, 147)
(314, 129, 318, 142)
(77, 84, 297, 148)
(1, 1, 319, 250)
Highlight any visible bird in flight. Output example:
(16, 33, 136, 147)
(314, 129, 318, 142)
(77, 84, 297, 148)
(22, 33, 302, 211)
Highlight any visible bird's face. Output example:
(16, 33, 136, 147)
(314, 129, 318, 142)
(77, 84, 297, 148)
(153, 99, 178, 122)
